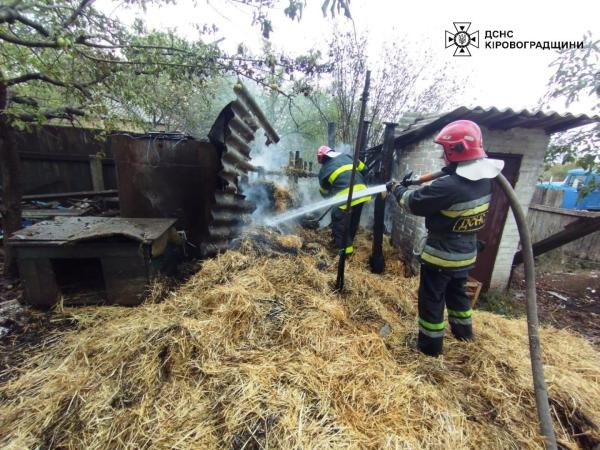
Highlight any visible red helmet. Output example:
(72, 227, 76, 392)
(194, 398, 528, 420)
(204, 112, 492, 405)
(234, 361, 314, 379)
(434, 120, 486, 163)
(317, 145, 331, 163)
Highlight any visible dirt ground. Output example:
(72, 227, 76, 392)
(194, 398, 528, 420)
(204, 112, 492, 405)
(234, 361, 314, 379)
(509, 267, 600, 349)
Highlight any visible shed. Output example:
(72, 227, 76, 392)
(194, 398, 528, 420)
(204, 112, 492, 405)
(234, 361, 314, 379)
(385, 106, 598, 290)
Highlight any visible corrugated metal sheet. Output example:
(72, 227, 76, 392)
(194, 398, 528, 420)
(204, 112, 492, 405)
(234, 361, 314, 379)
(367, 106, 598, 156)
(364, 105, 598, 188)
(393, 106, 599, 147)
(203, 83, 280, 256)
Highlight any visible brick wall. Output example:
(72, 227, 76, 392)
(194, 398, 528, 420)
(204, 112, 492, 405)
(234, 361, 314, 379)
(390, 126, 548, 288)
(390, 138, 443, 274)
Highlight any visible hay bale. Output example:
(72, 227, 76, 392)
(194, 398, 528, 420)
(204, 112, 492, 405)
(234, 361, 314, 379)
(272, 183, 293, 212)
(275, 234, 303, 251)
(0, 229, 599, 449)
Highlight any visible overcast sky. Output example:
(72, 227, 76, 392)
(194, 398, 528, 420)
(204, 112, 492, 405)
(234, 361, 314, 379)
(99, 0, 598, 115)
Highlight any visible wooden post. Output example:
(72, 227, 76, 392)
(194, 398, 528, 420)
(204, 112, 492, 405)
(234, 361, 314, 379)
(0, 77, 22, 277)
(89, 154, 105, 191)
(327, 122, 336, 149)
(293, 151, 301, 184)
(370, 122, 397, 274)
(513, 210, 600, 265)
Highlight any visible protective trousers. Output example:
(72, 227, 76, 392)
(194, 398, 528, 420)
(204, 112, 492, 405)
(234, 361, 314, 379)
(417, 264, 473, 357)
(331, 203, 363, 255)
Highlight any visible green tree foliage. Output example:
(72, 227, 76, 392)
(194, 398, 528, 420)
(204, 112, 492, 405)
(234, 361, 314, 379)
(544, 32, 600, 171)
(230, 0, 351, 38)
(0, 0, 338, 275)
(0, 1, 332, 130)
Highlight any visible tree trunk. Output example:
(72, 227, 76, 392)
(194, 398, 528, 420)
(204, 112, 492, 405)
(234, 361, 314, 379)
(0, 80, 22, 277)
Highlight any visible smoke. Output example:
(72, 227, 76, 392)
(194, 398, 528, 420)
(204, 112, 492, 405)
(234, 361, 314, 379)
(241, 133, 379, 232)
(241, 132, 326, 225)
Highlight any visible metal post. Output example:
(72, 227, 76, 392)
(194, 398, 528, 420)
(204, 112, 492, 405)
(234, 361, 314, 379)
(369, 122, 397, 273)
(336, 71, 371, 291)
(327, 122, 336, 149)
(359, 120, 371, 162)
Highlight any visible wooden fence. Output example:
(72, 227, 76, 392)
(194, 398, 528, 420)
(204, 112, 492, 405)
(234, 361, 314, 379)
(528, 187, 600, 263)
(1, 125, 117, 196)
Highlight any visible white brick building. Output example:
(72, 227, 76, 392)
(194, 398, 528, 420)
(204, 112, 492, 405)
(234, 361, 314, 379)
(383, 107, 596, 290)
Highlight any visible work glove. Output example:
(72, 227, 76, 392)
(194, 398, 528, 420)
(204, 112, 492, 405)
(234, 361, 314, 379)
(386, 171, 413, 191)
(386, 170, 412, 201)
(385, 180, 408, 202)
(391, 184, 408, 202)
(385, 180, 398, 193)
(400, 171, 414, 187)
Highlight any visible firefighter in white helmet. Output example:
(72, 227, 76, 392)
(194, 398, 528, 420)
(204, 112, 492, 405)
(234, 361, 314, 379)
(316, 145, 371, 256)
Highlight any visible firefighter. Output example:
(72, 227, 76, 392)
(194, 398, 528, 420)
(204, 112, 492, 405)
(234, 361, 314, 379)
(387, 120, 504, 357)
(317, 145, 371, 256)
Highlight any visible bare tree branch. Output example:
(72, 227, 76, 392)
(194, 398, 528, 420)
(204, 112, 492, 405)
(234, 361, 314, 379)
(17, 106, 85, 122)
(0, 31, 59, 48)
(62, 0, 95, 28)
(0, 8, 50, 36)
(9, 94, 38, 106)
(4, 72, 96, 97)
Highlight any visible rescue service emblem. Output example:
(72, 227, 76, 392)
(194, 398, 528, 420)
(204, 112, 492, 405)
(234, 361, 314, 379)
(453, 211, 487, 232)
(445, 22, 479, 57)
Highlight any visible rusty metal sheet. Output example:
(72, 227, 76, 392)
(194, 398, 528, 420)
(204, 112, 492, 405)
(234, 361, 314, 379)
(113, 134, 220, 252)
(111, 82, 280, 257)
(8, 217, 176, 246)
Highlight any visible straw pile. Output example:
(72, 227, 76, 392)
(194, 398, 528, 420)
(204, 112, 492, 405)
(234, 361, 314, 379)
(1, 229, 599, 449)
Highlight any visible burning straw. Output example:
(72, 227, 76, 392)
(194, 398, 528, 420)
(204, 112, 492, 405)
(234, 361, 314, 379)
(1, 230, 599, 449)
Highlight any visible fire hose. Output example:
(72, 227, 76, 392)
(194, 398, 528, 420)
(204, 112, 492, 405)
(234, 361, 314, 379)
(403, 170, 557, 449)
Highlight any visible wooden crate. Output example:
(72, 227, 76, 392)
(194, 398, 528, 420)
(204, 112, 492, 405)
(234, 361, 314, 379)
(466, 277, 483, 308)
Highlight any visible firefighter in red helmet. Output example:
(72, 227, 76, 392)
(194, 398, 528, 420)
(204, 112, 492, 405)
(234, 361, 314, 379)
(388, 120, 504, 357)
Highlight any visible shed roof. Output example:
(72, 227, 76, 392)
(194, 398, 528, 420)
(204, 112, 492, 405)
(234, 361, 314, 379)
(391, 106, 599, 149)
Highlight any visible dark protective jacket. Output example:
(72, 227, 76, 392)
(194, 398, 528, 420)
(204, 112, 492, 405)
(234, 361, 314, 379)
(399, 170, 492, 271)
(318, 154, 371, 209)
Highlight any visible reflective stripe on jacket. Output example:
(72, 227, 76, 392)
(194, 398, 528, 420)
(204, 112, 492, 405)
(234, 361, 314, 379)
(318, 154, 371, 209)
(399, 171, 492, 271)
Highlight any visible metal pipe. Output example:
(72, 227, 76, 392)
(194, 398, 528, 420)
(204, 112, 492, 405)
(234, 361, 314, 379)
(336, 70, 371, 291)
(359, 120, 371, 162)
(496, 173, 557, 450)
